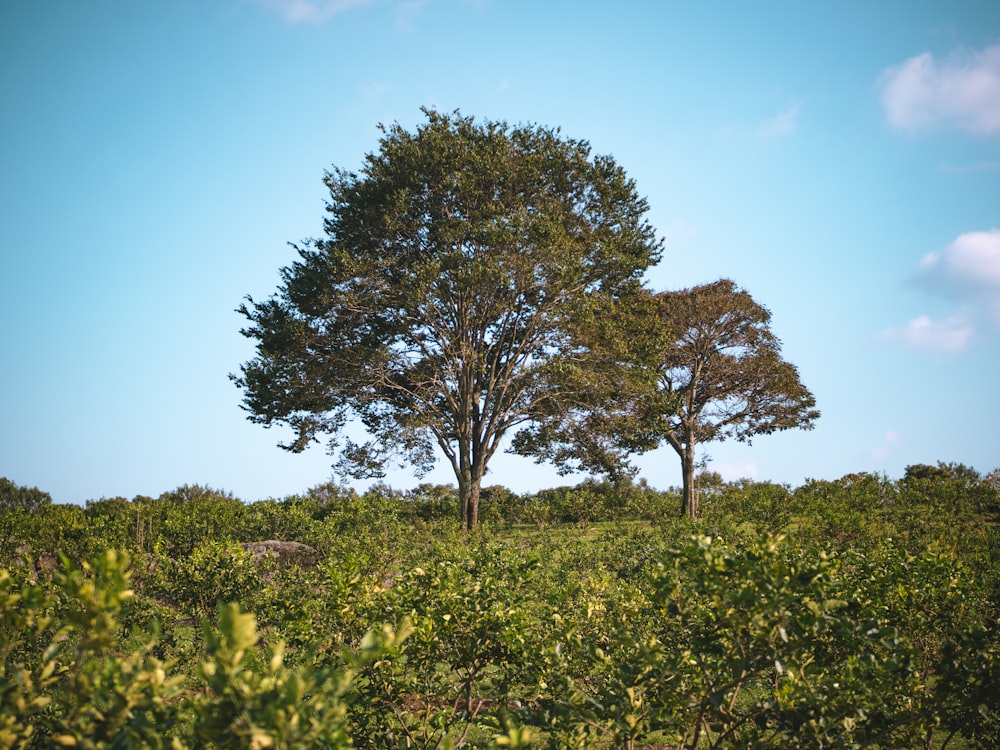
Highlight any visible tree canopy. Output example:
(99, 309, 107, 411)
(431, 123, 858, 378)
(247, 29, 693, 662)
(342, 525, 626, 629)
(233, 109, 663, 530)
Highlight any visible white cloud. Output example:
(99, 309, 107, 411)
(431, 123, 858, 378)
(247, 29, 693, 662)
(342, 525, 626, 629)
(918, 230, 1000, 328)
(918, 229, 1000, 296)
(883, 230, 1000, 352)
(880, 44, 1000, 135)
(248, 0, 371, 23)
(879, 314, 975, 353)
(757, 104, 800, 137)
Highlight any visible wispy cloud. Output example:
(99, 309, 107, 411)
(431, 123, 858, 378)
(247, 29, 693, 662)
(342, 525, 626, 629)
(757, 103, 800, 137)
(663, 217, 698, 244)
(361, 80, 391, 102)
(395, 0, 427, 32)
(248, 0, 372, 24)
(879, 314, 975, 353)
(866, 430, 902, 461)
(716, 461, 759, 482)
(881, 229, 1000, 352)
(880, 44, 1000, 135)
(939, 160, 1000, 175)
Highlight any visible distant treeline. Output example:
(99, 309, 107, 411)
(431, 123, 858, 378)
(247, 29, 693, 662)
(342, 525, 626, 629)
(2, 463, 999, 562)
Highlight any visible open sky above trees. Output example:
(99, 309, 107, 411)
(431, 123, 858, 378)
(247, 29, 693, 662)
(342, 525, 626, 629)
(1, 0, 998, 504)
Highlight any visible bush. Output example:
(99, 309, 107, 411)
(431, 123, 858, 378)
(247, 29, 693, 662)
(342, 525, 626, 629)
(701, 479, 792, 533)
(163, 540, 263, 620)
(0, 551, 183, 748)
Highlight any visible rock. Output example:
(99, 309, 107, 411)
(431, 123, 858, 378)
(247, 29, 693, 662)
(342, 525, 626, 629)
(240, 540, 321, 568)
(7, 544, 57, 580)
(14, 543, 33, 566)
(36, 552, 58, 573)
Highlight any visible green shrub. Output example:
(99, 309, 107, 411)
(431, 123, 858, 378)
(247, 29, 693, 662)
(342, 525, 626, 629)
(0, 551, 184, 749)
(163, 540, 263, 620)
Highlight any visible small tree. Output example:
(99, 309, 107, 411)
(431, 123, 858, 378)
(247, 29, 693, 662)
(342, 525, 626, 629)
(0, 477, 52, 513)
(654, 279, 819, 517)
(234, 110, 662, 530)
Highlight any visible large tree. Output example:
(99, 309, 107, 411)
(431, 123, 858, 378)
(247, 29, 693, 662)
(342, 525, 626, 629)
(653, 279, 819, 517)
(233, 110, 662, 530)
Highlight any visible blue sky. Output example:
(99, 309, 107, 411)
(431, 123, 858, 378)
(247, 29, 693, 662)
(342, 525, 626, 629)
(2, 1, 998, 504)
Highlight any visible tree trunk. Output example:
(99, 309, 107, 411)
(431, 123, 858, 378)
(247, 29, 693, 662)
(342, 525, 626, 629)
(460, 479, 469, 529)
(458, 471, 483, 532)
(465, 480, 481, 531)
(457, 445, 486, 532)
(681, 442, 698, 519)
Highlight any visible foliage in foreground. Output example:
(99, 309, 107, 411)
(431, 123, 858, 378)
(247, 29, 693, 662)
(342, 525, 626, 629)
(1, 465, 999, 748)
(1, 551, 411, 750)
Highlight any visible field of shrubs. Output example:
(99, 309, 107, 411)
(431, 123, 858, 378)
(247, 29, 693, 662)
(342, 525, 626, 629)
(2, 465, 998, 749)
